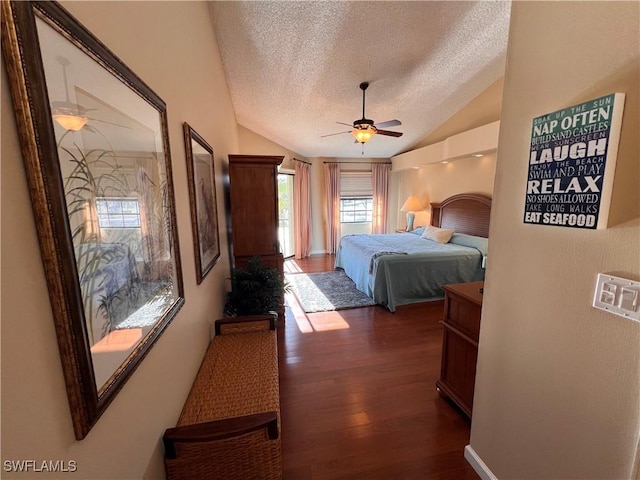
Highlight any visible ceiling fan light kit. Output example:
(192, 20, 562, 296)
(52, 106, 88, 131)
(52, 114, 88, 131)
(352, 124, 376, 144)
(52, 57, 89, 131)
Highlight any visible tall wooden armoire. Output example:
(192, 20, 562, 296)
(228, 154, 284, 277)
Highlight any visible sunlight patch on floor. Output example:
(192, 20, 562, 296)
(286, 291, 351, 333)
(284, 259, 304, 273)
(91, 328, 142, 353)
(286, 291, 313, 333)
(308, 312, 350, 331)
(348, 411, 371, 427)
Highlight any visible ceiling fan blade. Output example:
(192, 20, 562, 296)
(336, 121, 353, 127)
(89, 118, 132, 129)
(321, 130, 351, 138)
(374, 119, 401, 129)
(375, 129, 403, 138)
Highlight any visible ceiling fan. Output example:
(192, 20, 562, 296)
(322, 82, 403, 145)
(51, 56, 131, 132)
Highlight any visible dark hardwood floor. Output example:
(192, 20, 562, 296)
(279, 255, 479, 480)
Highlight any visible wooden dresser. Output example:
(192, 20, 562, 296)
(228, 154, 284, 276)
(436, 281, 484, 418)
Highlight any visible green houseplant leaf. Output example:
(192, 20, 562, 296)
(224, 256, 290, 316)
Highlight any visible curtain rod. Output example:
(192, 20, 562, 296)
(323, 161, 392, 165)
(293, 157, 312, 165)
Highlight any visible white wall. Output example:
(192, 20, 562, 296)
(391, 153, 497, 230)
(470, 2, 640, 479)
(389, 74, 503, 232)
(239, 120, 501, 250)
(237, 125, 307, 171)
(306, 158, 390, 253)
(341, 223, 371, 237)
(1, 2, 238, 478)
(235, 128, 393, 253)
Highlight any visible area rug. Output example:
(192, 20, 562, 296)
(286, 270, 376, 313)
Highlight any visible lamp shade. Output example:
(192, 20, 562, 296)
(52, 104, 88, 131)
(400, 196, 423, 212)
(52, 113, 88, 131)
(351, 126, 376, 144)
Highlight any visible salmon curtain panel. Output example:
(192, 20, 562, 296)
(371, 163, 391, 234)
(324, 163, 341, 254)
(294, 160, 312, 259)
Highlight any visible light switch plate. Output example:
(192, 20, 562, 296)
(619, 288, 638, 311)
(593, 273, 640, 322)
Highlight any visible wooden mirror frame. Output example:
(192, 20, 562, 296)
(1, 1, 185, 439)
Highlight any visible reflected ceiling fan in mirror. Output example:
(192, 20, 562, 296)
(51, 56, 132, 132)
(322, 82, 403, 148)
(51, 56, 89, 131)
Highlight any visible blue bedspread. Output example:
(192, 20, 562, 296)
(335, 232, 486, 312)
(75, 242, 138, 298)
(74, 242, 140, 344)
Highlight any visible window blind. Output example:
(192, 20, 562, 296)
(340, 172, 372, 198)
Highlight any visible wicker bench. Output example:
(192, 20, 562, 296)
(163, 315, 281, 480)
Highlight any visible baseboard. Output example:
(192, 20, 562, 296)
(464, 445, 498, 480)
(310, 249, 328, 255)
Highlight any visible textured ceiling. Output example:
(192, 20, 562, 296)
(209, 1, 511, 159)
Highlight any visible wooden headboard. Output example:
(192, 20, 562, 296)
(430, 193, 492, 238)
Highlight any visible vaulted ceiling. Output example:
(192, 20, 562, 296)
(209, 1, 511, 159)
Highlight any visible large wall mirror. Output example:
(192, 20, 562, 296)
(1, 1, 185, 439)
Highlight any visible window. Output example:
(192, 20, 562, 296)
(340, 197, 373, 223)
(340, 171, 373, 224)
(96, 198, 141, 228)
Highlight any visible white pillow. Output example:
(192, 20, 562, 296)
(421, 225, 454, 244)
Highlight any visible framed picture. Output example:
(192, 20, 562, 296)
(523, 93, 625, 229)
(1, 1, 184, 439)
(183, 123, 221, 283)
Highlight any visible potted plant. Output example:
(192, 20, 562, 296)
(224, 255, 290, 316)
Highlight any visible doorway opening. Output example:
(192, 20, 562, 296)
(278, 173, 295, 258)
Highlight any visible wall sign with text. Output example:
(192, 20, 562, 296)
(524, 93, 625, 229)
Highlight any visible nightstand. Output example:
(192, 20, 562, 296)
(436, 281, 484, 418)
(395, 229, 409, 233)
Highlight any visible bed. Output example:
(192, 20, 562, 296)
(335, 193, 491, 311)
(74, 242, 140, 345)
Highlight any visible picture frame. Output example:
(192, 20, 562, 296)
(1, 1, 185, 439)
(523, 93, 625, 229)
(183, 123, 221, 284)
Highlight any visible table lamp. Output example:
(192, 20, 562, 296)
(400, 196, 423, 231)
